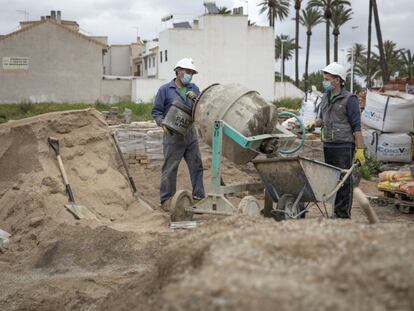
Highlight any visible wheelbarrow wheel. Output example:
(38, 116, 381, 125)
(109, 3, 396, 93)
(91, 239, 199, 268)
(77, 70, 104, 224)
(273, 194, 306, 221)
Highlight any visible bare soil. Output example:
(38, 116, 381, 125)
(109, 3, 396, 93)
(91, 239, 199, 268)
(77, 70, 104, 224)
(0, 109, 413, 311)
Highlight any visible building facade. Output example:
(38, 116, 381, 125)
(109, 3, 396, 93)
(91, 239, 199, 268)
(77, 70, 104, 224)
(0, 12, 107, 103)
(157, 13, 274, 100)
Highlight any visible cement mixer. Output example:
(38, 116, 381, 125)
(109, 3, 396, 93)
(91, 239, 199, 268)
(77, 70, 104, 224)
(169, 83, 301, 221)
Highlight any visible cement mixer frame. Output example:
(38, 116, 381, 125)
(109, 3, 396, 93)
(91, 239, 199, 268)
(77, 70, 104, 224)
(170, 119, 298, 221)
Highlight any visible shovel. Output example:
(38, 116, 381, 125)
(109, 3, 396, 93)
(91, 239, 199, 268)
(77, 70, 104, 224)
(48, 137, 97, 220)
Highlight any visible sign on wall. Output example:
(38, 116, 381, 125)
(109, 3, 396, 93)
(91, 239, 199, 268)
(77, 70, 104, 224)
(2, 57, 29, 70)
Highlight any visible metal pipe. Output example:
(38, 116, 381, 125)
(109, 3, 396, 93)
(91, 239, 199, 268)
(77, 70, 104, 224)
(353, 187, 380, 224)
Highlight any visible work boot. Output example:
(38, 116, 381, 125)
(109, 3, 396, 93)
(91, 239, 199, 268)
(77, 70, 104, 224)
(192, 196, 203, 204)
(160, 198, 171, 212)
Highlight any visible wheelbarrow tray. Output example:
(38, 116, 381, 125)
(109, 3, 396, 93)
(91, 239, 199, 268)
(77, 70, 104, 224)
(252, 156, 343, 203)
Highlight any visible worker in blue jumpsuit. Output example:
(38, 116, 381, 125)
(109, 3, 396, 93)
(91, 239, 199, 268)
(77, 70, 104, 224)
(152, 58, 205, 211)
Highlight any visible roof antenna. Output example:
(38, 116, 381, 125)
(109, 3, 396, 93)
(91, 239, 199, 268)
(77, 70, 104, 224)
(16, 9, 29, 21)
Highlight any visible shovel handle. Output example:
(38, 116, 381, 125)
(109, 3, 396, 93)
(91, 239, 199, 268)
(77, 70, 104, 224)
(56, 155, 75, 202)
(112, 132, 138, 195)
(65, 184, 76, 203)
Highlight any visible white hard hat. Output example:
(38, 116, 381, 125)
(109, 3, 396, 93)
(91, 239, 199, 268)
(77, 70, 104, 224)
(174, 58, 198, 74)
(322, 62, 347, 81)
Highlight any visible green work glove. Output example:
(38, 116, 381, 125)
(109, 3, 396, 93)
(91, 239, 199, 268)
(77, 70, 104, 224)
(305, 120, 316, 132)
(355, 148, 366, 166)
(186, 90, 197, 101)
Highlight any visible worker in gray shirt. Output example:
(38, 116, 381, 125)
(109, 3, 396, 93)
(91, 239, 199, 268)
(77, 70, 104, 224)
(307, 62, 365, 218)
(152, 58, 205, 211)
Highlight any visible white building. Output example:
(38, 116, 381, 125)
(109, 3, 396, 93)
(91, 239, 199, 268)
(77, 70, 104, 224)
(154, 12, 275, 100)
(104, 39, 144, 76)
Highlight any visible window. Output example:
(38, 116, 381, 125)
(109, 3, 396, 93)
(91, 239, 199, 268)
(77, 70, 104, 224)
(165, 50, 168, 62)
(153, 56, 155, 66)
(145, 58, 147, 70)
(160, 51, 163, 63)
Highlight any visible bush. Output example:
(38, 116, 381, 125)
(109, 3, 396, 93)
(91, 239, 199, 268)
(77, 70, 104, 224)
(356, 155, 382, 180)
(272, 97, 302, 110)
(0, 102, 154, 122)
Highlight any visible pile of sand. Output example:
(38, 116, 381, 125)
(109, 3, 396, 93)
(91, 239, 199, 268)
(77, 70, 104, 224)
(99, 216, 414, 311)
(0, 108, 413, 311)
(0, 109, 157, 240)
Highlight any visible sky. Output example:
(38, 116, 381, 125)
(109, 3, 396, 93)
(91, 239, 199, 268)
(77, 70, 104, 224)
(1, 0, 413, 78)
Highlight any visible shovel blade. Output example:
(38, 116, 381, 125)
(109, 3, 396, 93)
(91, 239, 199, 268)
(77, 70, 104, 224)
(65, 202, 98, 220)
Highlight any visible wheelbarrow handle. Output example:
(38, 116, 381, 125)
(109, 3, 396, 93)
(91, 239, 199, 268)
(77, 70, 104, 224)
(323, 162, 358, 202)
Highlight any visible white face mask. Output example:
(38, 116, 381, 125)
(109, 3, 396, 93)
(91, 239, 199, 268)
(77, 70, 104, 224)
(180, 73, 192, 85)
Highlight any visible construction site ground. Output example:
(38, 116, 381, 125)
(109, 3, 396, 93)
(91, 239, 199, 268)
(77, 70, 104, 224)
(0, 109, 413, 311)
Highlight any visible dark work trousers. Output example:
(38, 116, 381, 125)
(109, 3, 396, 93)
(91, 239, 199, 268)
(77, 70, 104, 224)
(323, 146, 354, 218)
(160, 126, 205, 204)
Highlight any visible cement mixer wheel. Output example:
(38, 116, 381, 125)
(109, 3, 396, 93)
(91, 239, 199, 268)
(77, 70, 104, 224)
(237, 196, 261, 216)
(170, 190, 194, 222)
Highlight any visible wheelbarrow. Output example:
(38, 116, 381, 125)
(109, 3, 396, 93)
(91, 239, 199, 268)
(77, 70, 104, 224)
(252, 156, 357, 220)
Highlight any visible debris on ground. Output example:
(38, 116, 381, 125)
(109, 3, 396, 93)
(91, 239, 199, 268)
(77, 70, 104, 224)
(0, 109, 413, 310)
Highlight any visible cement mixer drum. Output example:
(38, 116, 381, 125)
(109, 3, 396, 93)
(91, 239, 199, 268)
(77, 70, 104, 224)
(194, 83, 278, 164)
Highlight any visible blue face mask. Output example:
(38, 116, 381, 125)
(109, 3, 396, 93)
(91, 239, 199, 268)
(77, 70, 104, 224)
(322, 81, 333, 92)
(180, 73, 192, 85)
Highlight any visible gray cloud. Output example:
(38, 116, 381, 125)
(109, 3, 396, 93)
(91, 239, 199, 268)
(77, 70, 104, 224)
(1, 0, 412, 75)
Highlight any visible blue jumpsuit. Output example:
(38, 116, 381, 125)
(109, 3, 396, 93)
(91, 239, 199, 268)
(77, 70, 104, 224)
(152, 79, 205, 204)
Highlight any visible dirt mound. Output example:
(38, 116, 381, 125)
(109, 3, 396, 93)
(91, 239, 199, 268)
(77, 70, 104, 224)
(100, 216, 414, 311)
(0, 109, 151, 235)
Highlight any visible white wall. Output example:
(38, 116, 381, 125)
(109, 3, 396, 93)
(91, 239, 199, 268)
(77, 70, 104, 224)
(274, 82, 305, 99)
(104, 45, 131, 76)
(100, 79, 131, 103)
(132, 78, 168, 103)
(158, 14, 274, 100)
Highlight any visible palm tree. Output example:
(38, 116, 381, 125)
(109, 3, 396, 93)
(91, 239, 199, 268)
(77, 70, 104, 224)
(300, 7, 323, 90)
(347, 43, 366, 90)
(347, 43, 367, 79)
(308, 0, 351, 65)
(367, 0, 373, 88)
(218, 7, 231, 15)
(331, 5, 353, 62)
(371, 40, 403, 81)
(371, 0, 388, 82)
(347, 43, 366, 64)
(294, 0, 303, 87)
(258, 0, 290, 28)
(275, 35, 295, 80)
(400, 49, 414, 80)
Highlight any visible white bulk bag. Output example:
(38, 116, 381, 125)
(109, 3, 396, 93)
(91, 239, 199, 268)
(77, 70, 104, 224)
(363, 128, 413, 163)
(362, 90, 414, 133)
(300, 90, 322, 133)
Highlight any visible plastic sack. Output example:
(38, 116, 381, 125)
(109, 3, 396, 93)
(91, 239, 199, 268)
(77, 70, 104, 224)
(378, 170, 412, 182)
(377, 181, 403, 192)
(400, 182, 414, 196)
